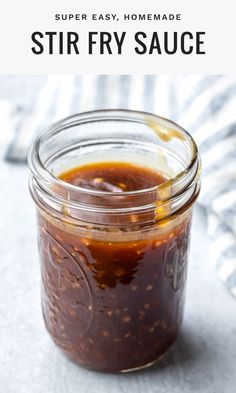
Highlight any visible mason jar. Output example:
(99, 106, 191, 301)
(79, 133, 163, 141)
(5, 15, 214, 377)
(28, 109, 201, 372)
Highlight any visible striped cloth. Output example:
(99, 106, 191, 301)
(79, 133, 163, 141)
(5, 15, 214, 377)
(3, 75, 236, 297)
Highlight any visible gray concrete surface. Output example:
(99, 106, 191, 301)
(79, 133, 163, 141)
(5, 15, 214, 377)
(0, 158, 236, 393)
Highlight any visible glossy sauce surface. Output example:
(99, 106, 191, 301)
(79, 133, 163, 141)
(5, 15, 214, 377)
(39, 162, 191, 371)
(59, 161, 167, 192)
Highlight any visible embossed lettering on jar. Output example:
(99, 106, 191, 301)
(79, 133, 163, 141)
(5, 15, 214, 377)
(28, 110, 201, 372)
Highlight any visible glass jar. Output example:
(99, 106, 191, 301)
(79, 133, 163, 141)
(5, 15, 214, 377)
(28, 109, 201, 372)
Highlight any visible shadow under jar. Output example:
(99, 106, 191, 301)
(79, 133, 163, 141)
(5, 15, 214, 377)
(28, 110, 201, 372)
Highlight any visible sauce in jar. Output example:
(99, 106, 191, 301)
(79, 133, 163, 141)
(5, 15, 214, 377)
(39, 162, 191, 371)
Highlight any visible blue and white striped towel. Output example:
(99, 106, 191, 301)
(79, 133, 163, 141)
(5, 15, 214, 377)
(3, 74, 236, 297)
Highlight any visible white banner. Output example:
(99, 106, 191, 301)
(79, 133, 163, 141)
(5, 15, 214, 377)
(0, 0, 235, 74)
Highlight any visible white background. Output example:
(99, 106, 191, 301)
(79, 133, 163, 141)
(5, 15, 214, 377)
(0, 0, 235, 74)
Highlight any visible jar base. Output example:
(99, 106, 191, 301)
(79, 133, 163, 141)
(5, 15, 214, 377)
(54, 334, 177, 374)
(119, 354, 167, 373)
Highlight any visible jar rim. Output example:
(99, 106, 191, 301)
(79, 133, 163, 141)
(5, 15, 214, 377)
(28, 109, 200, 200)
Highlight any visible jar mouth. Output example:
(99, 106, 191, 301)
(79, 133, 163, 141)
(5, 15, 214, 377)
(28, 109, 200, 200)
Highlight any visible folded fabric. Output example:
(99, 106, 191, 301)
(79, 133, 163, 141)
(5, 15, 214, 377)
(177, 75, 236, 298)
(3, 74, 236, 297)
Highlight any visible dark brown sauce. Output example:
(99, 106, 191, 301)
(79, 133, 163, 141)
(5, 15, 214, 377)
(59, 161, 167, 192)
(39, 162, 191, 371)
